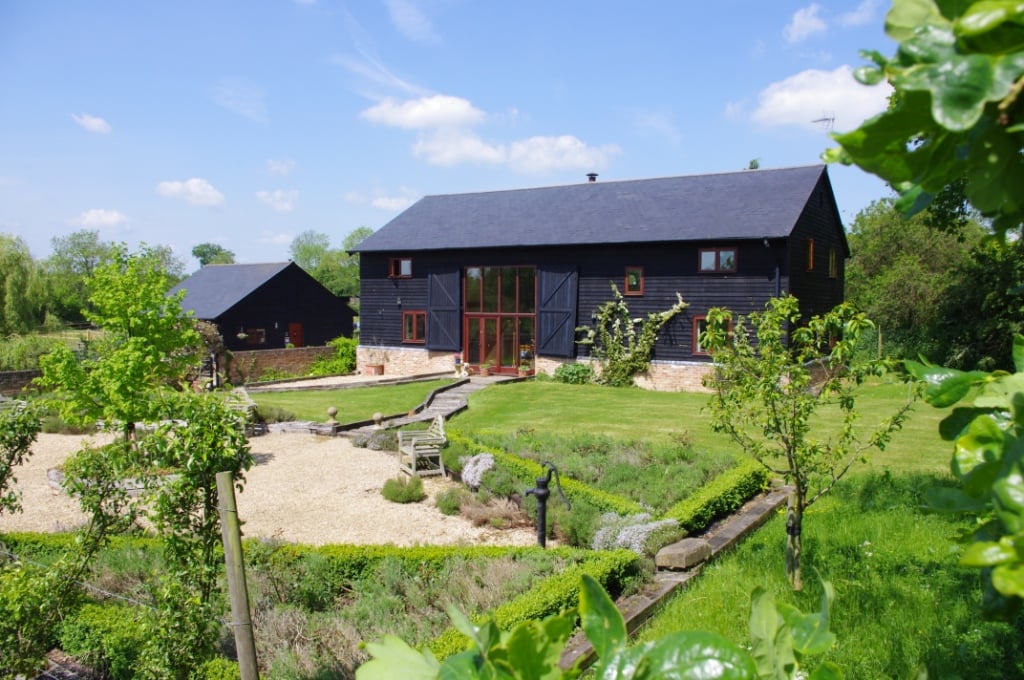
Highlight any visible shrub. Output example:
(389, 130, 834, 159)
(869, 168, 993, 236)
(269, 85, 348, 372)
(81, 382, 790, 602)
(201, 657, 240, 680)
(381, 475, 426, 503)
(663, 458, 769, 533)
(254, 404, 296, 423)
(591, 512, 681, 555)
(552, 362, 594, 385)
(255, 367, 298, 382)
(0, 334, 63, 371)
(308, 336, 357, 377)
(435, 488, 469, 516)
(59, 603, 144, 680)
(351, 429, 397, 451)
(460, 453, 495, 490)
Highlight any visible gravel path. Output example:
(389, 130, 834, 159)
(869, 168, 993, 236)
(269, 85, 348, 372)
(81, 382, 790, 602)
(0, 433, 538, 548)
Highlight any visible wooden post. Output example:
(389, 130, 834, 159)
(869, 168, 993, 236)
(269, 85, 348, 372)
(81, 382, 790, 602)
(216, 471, 260, 680)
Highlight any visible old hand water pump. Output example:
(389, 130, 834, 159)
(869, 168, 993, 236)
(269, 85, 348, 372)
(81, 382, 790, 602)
(524, 461, 571, 548)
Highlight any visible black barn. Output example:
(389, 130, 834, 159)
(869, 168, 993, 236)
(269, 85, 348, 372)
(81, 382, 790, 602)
(170, 262, 355, 352)
(351, 165, 848, 387)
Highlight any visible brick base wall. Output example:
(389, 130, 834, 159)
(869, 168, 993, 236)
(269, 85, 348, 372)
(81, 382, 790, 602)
(225, 346, 335, 384)
(356, 345, 462, 377)
(0, 370, 42, 396)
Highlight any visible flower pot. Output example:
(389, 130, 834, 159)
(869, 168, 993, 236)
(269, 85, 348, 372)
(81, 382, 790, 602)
(479, 365, 491, 377)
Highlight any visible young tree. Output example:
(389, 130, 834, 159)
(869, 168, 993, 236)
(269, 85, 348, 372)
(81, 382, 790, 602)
(702, 296, 913, 590)
(191, 242, 236, 266)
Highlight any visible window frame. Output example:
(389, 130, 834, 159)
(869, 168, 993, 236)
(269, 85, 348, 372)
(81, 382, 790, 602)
(698, 247, 737, 273)
(806, 239, 815, 272)
(389, 257, 412, 279)
(692, 315, 731, 356)
(624, 266, 645, 296)
(828, 247, 838, 278)
(402, 310, 426, 344)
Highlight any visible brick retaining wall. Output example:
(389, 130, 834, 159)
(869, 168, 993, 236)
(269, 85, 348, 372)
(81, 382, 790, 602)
(224, 346, 335, 384)
(0, 370, 41, 396)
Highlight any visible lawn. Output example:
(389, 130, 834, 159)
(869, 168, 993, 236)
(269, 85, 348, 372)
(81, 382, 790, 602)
(250, 379, 455, 422)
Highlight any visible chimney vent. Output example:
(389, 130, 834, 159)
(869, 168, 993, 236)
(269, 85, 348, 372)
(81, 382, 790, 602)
(586, 173, 598, 183)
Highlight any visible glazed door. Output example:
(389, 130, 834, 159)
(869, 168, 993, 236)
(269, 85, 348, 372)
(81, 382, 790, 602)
(466, 317, 500, 368)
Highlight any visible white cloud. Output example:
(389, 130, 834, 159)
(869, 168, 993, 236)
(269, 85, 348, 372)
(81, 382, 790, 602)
(258, 230, 292, 245)
(838, 0, 882, 27)
(346, 186, 420, 211)
(784, 4, 827, 44)
(361, 95, 485, 129)
(72, 208, 128, 228)
(211, 79, 268, 122)
(157, 178, 225, 206)
(413, 129, 505, 166)
(751, 65, 892, 132)
(384, 0, 439, 44)
(256, 189, 298, 212)
(71, 113, 112, 134)
(266, 158, 296, 176)
(508, 136, 619, 173)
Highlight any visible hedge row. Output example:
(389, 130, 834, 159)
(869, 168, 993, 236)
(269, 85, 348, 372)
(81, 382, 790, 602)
(428, 548, 640, 659)
(661, 457, 770, 532)
(447, 432, 644, 516)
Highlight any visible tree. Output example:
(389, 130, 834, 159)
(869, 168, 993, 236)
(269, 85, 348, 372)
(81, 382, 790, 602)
(43, 230, 116, 322)
(844, 199, 983, 360)
(702, 296, 912, 591)
(191, 242, 235, 267)
(289, 228, 370, 297)
(37, 244, 202, 440)
(0, 234, 45, 333)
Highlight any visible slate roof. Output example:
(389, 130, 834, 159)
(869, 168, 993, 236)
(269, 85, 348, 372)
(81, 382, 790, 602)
(169, 262, 293, 319)
(353, 165, 832, 253)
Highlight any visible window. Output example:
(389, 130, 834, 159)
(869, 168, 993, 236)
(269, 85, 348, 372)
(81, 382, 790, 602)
(828, 247, 838, 278)
(624, 266, 644, 295)
(243, 328, 266, 346)
(389, 258, 412, 278)
(806, 239, 815, 272)
(699, 248, 737, 272)
(402, 311, 426, 343)
(692, 316, 731, 355)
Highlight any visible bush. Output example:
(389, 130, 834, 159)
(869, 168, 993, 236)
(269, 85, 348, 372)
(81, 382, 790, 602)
(308, 336, 357, 377)
(591, 513, 682, 555)
(435, 488, 469, 516)
(351, 429, 398, 451)
(663, 458, 769, 533)
(0, 334, 63, 371)
(59, 603, 144, 680)
(381, 475, 426, 503)
(255, 404, 296, 423)
(552, 362, 594, 385)
(201, 657, 240, 680)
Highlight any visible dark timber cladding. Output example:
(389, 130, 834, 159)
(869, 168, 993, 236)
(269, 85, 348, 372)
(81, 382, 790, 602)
(353, 165, 848, 367)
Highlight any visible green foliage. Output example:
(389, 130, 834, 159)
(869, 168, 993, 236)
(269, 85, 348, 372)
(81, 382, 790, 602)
(826, 0, 1024, 239)
(36, 244, 202, 436)
(200, 658, 241, 680)
(576, 285, 689, 387)
(436, 487, 469, 515)
(0, 333, 64, 371)
(906, 334, 1024, 617)
(0, 234, 46, 334)
(364, 572, 841, 679)
(663, 458, 770, 533)
(382, 475, 427, 503)
(191, 242, 235, 266)
(309, 335, 358, 376)
(0, 400, 40, 516)
(289, 228, 369, 296)
(255, 404, 297, 423)
(43, 229, 116, 323)
(552, 362, 595, 385)
(703, 296, 914, 589)
(59, 603, 144, 680)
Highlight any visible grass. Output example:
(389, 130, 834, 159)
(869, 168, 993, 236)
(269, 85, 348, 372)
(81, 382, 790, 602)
(250, 379, 454, 422)
(638, 471, 1023, 677)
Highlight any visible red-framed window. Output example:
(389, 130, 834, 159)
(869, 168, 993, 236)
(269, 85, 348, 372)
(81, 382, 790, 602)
(402, 310, 426, 343)
(828, 247, 838, 278)
(389, 258, 412, 278)
(692, 315, 731, 355)
(698, 248, 737, 273)
(806, 239, 815, 272)
(624, 266, 644, 295)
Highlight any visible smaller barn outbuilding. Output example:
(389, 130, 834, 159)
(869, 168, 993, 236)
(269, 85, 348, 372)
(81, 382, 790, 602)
(170, 262, 354, 352)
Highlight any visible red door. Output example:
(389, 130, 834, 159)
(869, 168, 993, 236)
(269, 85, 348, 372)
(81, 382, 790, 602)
(287, 323, 304, 348)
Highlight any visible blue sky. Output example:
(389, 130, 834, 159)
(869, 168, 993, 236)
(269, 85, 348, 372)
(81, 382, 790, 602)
(1, 1, 896, 269)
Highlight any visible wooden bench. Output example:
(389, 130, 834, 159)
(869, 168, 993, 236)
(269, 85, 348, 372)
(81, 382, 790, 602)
(398, 415, 447, 477)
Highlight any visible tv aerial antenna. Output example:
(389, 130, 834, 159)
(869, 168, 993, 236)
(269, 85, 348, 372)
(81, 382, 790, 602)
(811, 111, 836, 130)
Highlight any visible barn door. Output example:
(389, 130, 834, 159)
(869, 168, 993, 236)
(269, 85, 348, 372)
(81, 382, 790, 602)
(536, 265, 578, 357)
(287, 323, 303, 348)
(426, 267, 461, 351)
